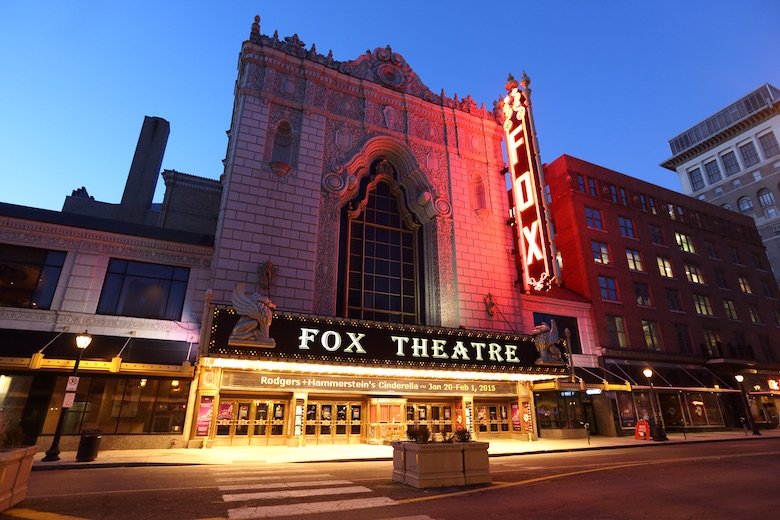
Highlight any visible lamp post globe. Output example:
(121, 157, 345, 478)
(643, 368, 667, 441)
(42, 331, 91, 462)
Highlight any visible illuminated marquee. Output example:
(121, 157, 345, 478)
(502, 74, 555, 292)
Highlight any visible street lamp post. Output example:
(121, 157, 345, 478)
(735, 374, 761, 436)
(643, 368, 667, 441)
(42, 331, 92, 462)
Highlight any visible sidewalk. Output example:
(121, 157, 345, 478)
(32, 429, 780, 470)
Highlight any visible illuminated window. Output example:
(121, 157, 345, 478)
(748, 305, 762, 324)
(97, 259, 189, 320)
(642, 320, 661, 351)
(738, 276, 752, 294)
(692, 294, 714, 316)
(625, 249, 644, 271)
(758, 132, 780, 158)
(674, 232, 695, 253)
(721, 151, 740, 176)
(665, 288, 682, 311)
(0, 243, 66, 310)
(704, 161, 722, 183)
(618, 216, 635, 238)
(675, 324, 693, 354)
(585, 207, 603, 229)
(723, 300, 738, 320)
(684, 263, 705, 285)
(648, 224, 664, 245)
(598, 276, 618, 301)
(702, 329, 722, 357)
(337, 161, 423, 324)
(739, 142, 760, 167)
(634, 283, 651, 306)
(657, 257, 674, 278)
(606, 315, 627, 348)
(688, 168, 704, 191)
(592, 241, 610, 264)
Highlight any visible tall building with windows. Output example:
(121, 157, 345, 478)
(544, 154, 780, 432)
(661, 84, 780, 286)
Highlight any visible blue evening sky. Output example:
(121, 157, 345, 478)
(2, 1, 779, 211)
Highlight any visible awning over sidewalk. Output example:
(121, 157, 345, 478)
(605, 359, 738, 392)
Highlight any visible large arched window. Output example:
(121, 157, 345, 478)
(737, 196, 754, 214)
(336, 160, 424, 324)
(270, 120, 293, 174)
(758, 188, 775, 208)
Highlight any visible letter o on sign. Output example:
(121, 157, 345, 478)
(321, 330, 341, 352)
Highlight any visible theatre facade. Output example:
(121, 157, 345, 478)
(185, 17, 588, 447)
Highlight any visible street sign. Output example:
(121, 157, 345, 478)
(63, 392, 76, 408)
(66, 376, 80, 391)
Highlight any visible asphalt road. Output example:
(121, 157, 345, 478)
(4, 438, 780, 520)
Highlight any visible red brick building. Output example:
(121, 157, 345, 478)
(543, 154, 780, 431)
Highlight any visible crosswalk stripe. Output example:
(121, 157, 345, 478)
(214, 474, 331, 484)
(208, 467, 319, 475)
(227, 496, 397, 519)
(219, 479, 352, 492)
(223, 485, 372, 502)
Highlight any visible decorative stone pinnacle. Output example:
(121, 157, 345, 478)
(252, 15, 260, 35)
(520, 71, 530, 89)
(505, 73, 518, 91)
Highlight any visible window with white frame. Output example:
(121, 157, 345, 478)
(688, 168, 705, 191)
(721, 151, 740, 176)
(738, 196, 754, 214)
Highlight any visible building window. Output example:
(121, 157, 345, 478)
(97, 259, 189, 320)
(585, 207, 603, 229)
(665, 288, 682, 311)
(638, 195, 648, 212)
(751, 253, 763, 270)
(606, 315, 627, 348)
(618, 217, 635, 238)
(752, 171, 761, 182)
(598, 276, 618, 301)
(634, 283, 652, 306)
(577, 174, 587, 193)
(657, 257, 674, 278)
(473, 174, 488, 212)
(619, 188, 629, 206)
(702, 329, 722, 357)
(688, 168, 705, 191)
(721, 151, 740, 176)
(684, 263, 705, 285)
(674, 324, 693, 354)
(714, 187, 724, 197)
(761, 278, 775, 298)
(704, 160, 722, 183)
(758, 188, 776, 209)
(592, 241, 610, 265)
(714, 269, 728, 289)
(642, 320, 661, 351)
(705, 241, 719, 259)
(748, 305, 762, 324)
(692, 294, 714, 316)
(729, 246, 742, 264)
(648, 197, 657, 215)
(722, 203, 733, 211)
(739, 141, 760, 167)
(733, 179, 742, 189)
(270, 120, 295, 172)
(625, 249, 644, 271)
(737, 276, 752, 294)
(608, 184, 619, 203)
(0, 243, 66, 310)
(737, 196, 754, 214)
(339, 171, 422, 324)
(648, 224, 664, 245)
(723, 300, 738, 320)
(587, 178, 597, 197)
(674, 232, 695, 253)
(758, 132, 780, 158)
(758, 335, 774, 361)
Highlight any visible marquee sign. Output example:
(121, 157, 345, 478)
(501, 75, 556, 292)
(209, 310, 567, 374)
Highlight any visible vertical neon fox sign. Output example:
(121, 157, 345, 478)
(502, 72, 558, 292)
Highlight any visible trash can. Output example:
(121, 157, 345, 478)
(76, 429, 102, 462)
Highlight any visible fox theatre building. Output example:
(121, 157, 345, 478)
(190, 310, 565, 447)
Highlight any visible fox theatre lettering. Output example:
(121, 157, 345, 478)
(209, 310, 566, 374)
(501, 73, 557, 292)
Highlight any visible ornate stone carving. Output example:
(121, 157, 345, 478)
(533, 321, 564, 365)
(327, 90, 364, 121)
(339, 45, 437, 102)
(229, 283, 276, 348)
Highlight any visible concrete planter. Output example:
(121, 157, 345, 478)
(392, 441, 491, 488)
(0, 446, 38, 512)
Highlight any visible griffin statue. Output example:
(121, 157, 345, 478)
(229, 283, 276, 347)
